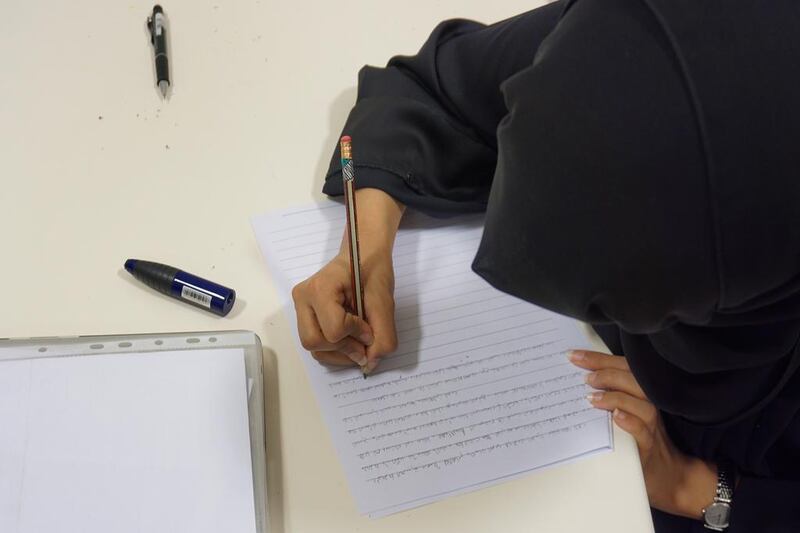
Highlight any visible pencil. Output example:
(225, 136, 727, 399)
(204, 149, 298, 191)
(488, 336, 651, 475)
(340, 135, 368, 378)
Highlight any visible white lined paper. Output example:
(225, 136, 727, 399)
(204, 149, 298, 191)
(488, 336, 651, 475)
(252, 201, 612, 517)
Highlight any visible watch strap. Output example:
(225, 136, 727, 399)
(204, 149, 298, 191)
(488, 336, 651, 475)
(715, 460, 735, 503)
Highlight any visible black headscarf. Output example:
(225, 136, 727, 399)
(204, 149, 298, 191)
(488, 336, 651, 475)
(471, 0, 800, 471)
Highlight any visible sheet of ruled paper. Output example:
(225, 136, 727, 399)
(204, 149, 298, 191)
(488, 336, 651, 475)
(252, 201, 612, 517)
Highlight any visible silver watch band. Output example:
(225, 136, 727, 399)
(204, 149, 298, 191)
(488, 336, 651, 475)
(716, 462, 734, 502)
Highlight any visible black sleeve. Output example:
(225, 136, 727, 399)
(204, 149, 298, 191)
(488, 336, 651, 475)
(728, 477, 800, 532)
(322, 2, 564, 217)
(651, 475, 800, 532)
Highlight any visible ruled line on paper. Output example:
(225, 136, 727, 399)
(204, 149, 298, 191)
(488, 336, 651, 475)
(359, 407, 596, 471)
(394, 278, 487, 302)
(363, 416, 608, 484)
(337, 361, 574, 408)
(342, 372, 585, 424)
(352, 389, 588, 443)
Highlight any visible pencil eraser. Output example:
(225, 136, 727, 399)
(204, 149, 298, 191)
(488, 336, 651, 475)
(340, 135, 351, 143)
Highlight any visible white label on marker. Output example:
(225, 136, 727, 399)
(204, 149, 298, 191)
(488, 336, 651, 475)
(181, 286, 212, 308)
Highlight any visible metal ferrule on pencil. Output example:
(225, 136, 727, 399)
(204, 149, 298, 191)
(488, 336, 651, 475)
(340, 140, 355, 182)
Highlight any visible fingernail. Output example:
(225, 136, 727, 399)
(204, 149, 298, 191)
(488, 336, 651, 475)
(584, 372, 595, 385)
(568, 350, 584, 362)
(614, 409, 625, 420)
(349, 352, 367, 366)
(586, 392, 603, 403)
(359, 332, 374, 346)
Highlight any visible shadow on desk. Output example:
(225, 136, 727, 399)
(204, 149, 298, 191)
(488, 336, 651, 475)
(261, 340, 286, 533)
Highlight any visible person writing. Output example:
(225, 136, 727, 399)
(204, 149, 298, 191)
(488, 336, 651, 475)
(291, 1, 800, 530)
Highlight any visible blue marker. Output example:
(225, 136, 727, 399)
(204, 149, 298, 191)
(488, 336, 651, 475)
(124, 259, 235, 316)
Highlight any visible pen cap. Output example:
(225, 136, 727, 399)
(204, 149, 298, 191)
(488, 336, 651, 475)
(172, 269, 236, 317)
(125, 259, 236, 317)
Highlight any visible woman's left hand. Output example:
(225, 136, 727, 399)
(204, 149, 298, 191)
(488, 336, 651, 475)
(569, 350, 718, 519)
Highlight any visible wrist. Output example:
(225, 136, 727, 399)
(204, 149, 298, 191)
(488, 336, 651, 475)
(674, 457, 718, 520)
(339, 188, 405, 257)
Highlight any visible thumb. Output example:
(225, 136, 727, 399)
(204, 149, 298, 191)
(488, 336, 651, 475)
(344, 311, 375, 346)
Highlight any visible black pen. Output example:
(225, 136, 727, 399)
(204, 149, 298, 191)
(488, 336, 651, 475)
(147, 5, 170, 98)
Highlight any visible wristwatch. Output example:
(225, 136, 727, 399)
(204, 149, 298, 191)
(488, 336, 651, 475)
(702, 460, 736, 531)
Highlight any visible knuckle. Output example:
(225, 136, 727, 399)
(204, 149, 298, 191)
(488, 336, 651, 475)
(300, 332, 322, 351)
(323, 323, 347, 343)
(603, 391, 621, 406)
(609, 368, 627, 382)
(593, 369, 612, 387)
(291, 282, 305, 302)
(605, 369, 629, 389)
(306, 275, 327, 296)
(345, 313, 362, 333)
(583, 350, 601, 362)
(338, 338, 359, 354)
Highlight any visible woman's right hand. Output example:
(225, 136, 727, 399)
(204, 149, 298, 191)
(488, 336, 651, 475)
(291, 249, 398, 373)
(291, 188, 405, 374)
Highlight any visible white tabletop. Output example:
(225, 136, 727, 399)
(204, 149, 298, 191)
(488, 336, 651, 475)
(0, 1, 653, 531)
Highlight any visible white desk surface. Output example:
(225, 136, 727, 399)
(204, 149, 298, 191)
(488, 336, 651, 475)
(0, 1, 653, 532)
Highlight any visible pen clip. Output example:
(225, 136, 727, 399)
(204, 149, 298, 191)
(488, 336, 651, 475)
(146, 9, 163, 42)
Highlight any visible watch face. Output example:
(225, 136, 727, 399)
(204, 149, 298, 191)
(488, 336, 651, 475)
(705, 502, 731, 528)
